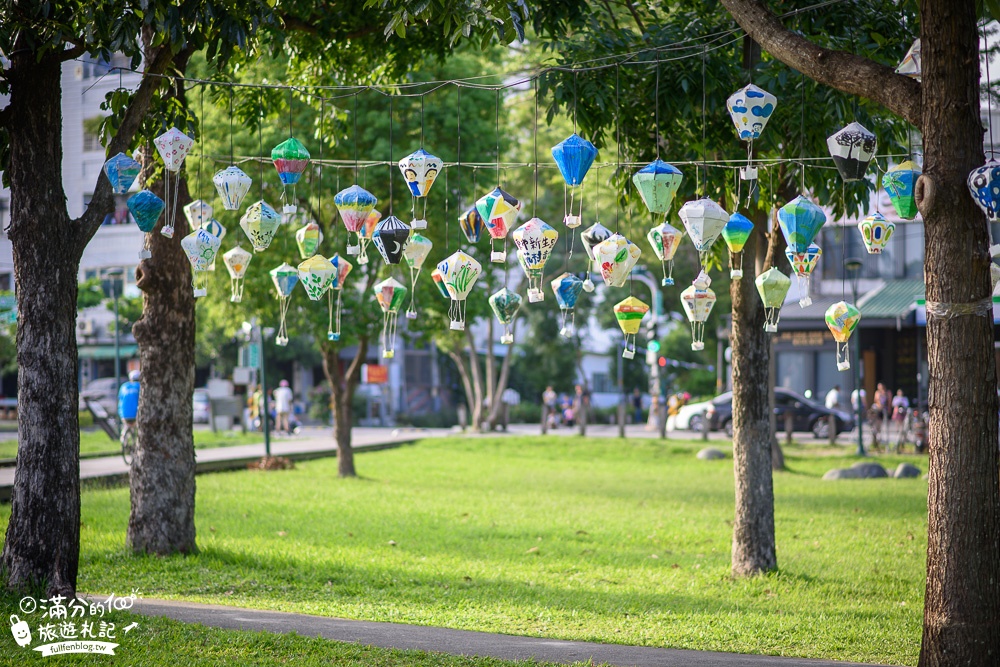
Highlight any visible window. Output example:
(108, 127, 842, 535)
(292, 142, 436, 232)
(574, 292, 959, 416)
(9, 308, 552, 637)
(591, 372, 613, 394)
(83, 116, 104, 152)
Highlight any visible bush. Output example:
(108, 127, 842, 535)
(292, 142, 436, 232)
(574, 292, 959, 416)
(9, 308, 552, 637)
(395, 408, 458, 429)
(79, 411, 94, 428)
(507, 403, 542, 424)
(307, 384, 331, 424)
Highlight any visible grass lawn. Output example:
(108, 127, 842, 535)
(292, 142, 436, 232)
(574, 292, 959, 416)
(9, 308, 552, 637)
(0, 436, 928, 665)
(0, 429, 266, 459)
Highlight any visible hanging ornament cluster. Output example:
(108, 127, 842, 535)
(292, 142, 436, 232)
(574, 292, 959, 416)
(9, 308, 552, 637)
(552, 133, 598, 228)
(777, 195, 826, 307)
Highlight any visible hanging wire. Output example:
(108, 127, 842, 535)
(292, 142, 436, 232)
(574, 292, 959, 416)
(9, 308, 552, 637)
(452, 85, 460, 254)
(495, 88, 501, 186)
(420, 93, 425, 147)
(353, 91, 360, 182)
(533, 77, 539, 216)
(288, 86, 293, 137)
(229, 87, 235, 165)
(700, 45, 707, 196)
(654, 51, 660, 159)
(319, 96, 325, 227)
(198, 83, 204, 201)
(258, 88, 264, 199)
(615, 63, 621, 234)
(388, 95, 394, 215)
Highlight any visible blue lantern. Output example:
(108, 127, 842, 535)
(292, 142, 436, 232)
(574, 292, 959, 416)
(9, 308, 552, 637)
(777, 195, 827, 254)
(551, 133, 598, 229)
(968, 159, 1000, 221)
(127, 190, 165, 233)
(550, 271, 584, 337)
(103, 152, 141, 194)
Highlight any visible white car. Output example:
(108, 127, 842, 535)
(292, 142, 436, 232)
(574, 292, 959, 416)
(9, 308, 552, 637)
(193, 389, 211, 424)
(672, 399, 712, 431)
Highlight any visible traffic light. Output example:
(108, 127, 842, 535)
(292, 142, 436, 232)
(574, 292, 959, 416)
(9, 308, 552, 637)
(658, 356, 667, 367)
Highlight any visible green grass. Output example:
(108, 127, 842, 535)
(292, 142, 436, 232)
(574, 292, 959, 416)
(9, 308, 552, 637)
(0, 437, 928, 665)
(0, 429, 266, 459)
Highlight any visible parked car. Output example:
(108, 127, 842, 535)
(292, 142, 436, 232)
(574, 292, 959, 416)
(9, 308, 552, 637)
(674, 398, 715, 432)
(706, 388, 854, 438)
(193, 389, 211, 424)
(79, 377, 121, 415)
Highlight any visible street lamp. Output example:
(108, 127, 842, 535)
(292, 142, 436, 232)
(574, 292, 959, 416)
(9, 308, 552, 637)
(242, 319, 271, 458)
(104, 267, 124, 395)
(844, 257, 864, 457)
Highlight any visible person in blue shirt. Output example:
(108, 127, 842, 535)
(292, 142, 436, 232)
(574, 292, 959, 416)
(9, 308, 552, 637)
(118, 370, 141, 423)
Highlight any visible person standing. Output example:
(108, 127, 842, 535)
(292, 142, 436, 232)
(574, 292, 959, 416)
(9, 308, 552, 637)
(873, 383, 891, 422)
(542, 386, 558, 429)
(892, 389, 910, 422)
(117, 370, 141, 426)
(273, 379, 294, 435)
(825, 385, 841, 410)
(631, 388, 643, 424)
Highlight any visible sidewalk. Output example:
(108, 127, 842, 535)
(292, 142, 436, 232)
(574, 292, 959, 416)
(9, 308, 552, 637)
(125, 597, 887, 667)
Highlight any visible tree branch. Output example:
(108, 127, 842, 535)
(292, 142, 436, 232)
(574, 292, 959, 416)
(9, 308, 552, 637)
(719, 0, 921, 126)
(60, 42, 87, 62)
(599, 0, 622, 32)
(623, 1, 646, 35)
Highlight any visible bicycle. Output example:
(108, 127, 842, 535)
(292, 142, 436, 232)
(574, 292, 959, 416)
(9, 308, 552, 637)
(120, 419, 137, 465)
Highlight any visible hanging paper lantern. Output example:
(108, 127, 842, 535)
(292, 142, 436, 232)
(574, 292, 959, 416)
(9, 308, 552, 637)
(825, 301, 861, 371)
(459, 206, 485, 244)
(489, 288, 522, 345)
(613, 296, 650, 360)
(882, 160, 921, 220)
(476, 187, 521, 263)
(785, 242, 822, 308)
(295, 222, 323, 259)
(213, 166, 253, 211)
(437, 250, 483, 331)
(297, 255, 336, 301)
(632, 160, 684, 215)
(271, 137, 310, 213)
(680, 271, 717, 351)
(103, 152, 141, 194)
(127, 190, 165, 234)
(431, 268, 450, 300)
(180, 228, 222, 298)
(353, 209, 382, 266)
(552, 133, 598, 228)
(270, 263, 300, 347)
(679, 198, 729, 268)
(968, 159, 1000, 220)
(372, 215, 411, 265)
(398, 149, 441, 229)
(403, 233, 433, 319)
(755, 268, 791, 333)
(646, 222, 685, 286)
(374, 277, 407, 358)
(721, 213, 754, 280)
(240, 200, 281, 252)
(326, 253, 354, 341)
(896, 38, 921, 80)
(335, 184, 378, 259)
(827, 122, 877, 181)
(778, 195, 827, 253)
(183, 199, 214, 230)
(512, 217, 559, 302)
(153, 127, 194, 172)
(726, 84, 777, 141)
(201, 218, 226, 271)
(551, 272, 584, 337)
(858, 212, 895, 254)
(223, 246, 252, 303)
(581, 222, 613, 291)
(593, 233, 642, 288)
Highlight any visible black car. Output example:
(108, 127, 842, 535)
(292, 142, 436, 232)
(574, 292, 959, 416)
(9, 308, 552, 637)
(706, 388, 855, 438)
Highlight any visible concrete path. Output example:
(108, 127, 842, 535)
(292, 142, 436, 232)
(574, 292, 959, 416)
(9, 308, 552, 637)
(126, 598, 887, 667)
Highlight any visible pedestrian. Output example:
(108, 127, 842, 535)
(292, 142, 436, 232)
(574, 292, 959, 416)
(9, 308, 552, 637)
(824, 384, 841, 410)
(851, 387, 867, 412)
(874, 383, 891, 423)
(574, 384, 590, 425)
(273, 379, 294, 435)
(892, 389, 910, 422)
(118, 370, 141, 426)
(632, 388, 643, 424)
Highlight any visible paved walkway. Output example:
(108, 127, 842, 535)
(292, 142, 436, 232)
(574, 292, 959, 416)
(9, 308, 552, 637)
(125, 598, 886, 667)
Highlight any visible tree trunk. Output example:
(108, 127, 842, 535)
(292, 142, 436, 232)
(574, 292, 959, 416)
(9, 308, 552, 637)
(918, 1, 1000, 662)
(447, 347, 476, 427)
(323, 337, 368, 479)
(128, 59, 198, 556)
(729, 219, 777, 576)
(464, 328, 484, 432)
(1, 53, 81, 597)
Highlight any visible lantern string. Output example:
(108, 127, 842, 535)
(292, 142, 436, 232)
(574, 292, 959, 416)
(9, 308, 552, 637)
(454, 84, 461, 255)
(198, 82, 204, 201)
(573, 70, 578, 136)
(495, 89, 501, 187)
(420, 94, 425, 147)
(288, 86, 293, 138)
(700, 45, 707, 197)
(654, 51, 660, 160)
(258, 88, 264, 200)
(319, 96, 324, 231)
(615, 63, 621, 236)
(354, 91, 360, 183)
(229, 87, 235, 166)
(841, 180, 847, 301)
(388, 95, 394, 215)
(533, 77, 539, 216)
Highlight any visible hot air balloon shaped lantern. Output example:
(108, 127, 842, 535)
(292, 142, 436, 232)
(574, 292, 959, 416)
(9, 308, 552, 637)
(593, 233, 641, 288)
(240, 200, 282, 252)
(581, 222, 612, 291)
(184, 200, 214, 230)
(512, 218, 559, 302)
(271, 137, 310, 214)
(896, 38, 921, 80)
(858, 212, 895, 254)
(827, 122, 877, 181)
(201, 218, 226, 271)
(354, 209, 382, 265)
(476, 187, 521, 262)
(882, 161, 921, 220)
(180, 227, 222, 298)
(127, 190, 165, 259)
(223, 246, 252, 303)
(721, 213, 754, 279)
(551, 272, 584, 337)
(103, 152, 141, 194)
(680, 271, 717, 351)
(213, 166, 252, 211)
(153, 127, 194, 238)
(459, 206, 485, 246)
(679, 198, 730, 271)
(398, 148, 442, 229)
(437, 251, 483, 331)
(778, 195, 827, 253)
(633, 160, 683, 219)
(374, 277, 407, 358)
(431, 268, 450, 300)
(991, 245, 1000, 294)
(373, 215, 411, 265)
(270, 263, 300, 346)
(334, 185, 378, 259)
(297, 255, 336, 302)
(327, 254, 353, 341)
(295, 222, 323, 259)
(785, 243, 822, 307)
(968, 160, 1000, 221)
(727, 84, 776, 181)
(402, 233, 433, 319)
(614, 296, 650, 360)
(489, 288, 522, 344)
(826, 301, 861, 371)
(552, 133, 598, 229)
(755, 268, 791, 333)
(646, 222, 684, 286)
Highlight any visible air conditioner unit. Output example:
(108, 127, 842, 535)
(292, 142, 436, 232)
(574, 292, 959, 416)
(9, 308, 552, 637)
(78, 319, 95, 335)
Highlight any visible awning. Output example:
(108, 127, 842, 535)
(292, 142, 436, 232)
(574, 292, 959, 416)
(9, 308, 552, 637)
(856, 279, 924, 319)
(78, 344, 138, 360)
